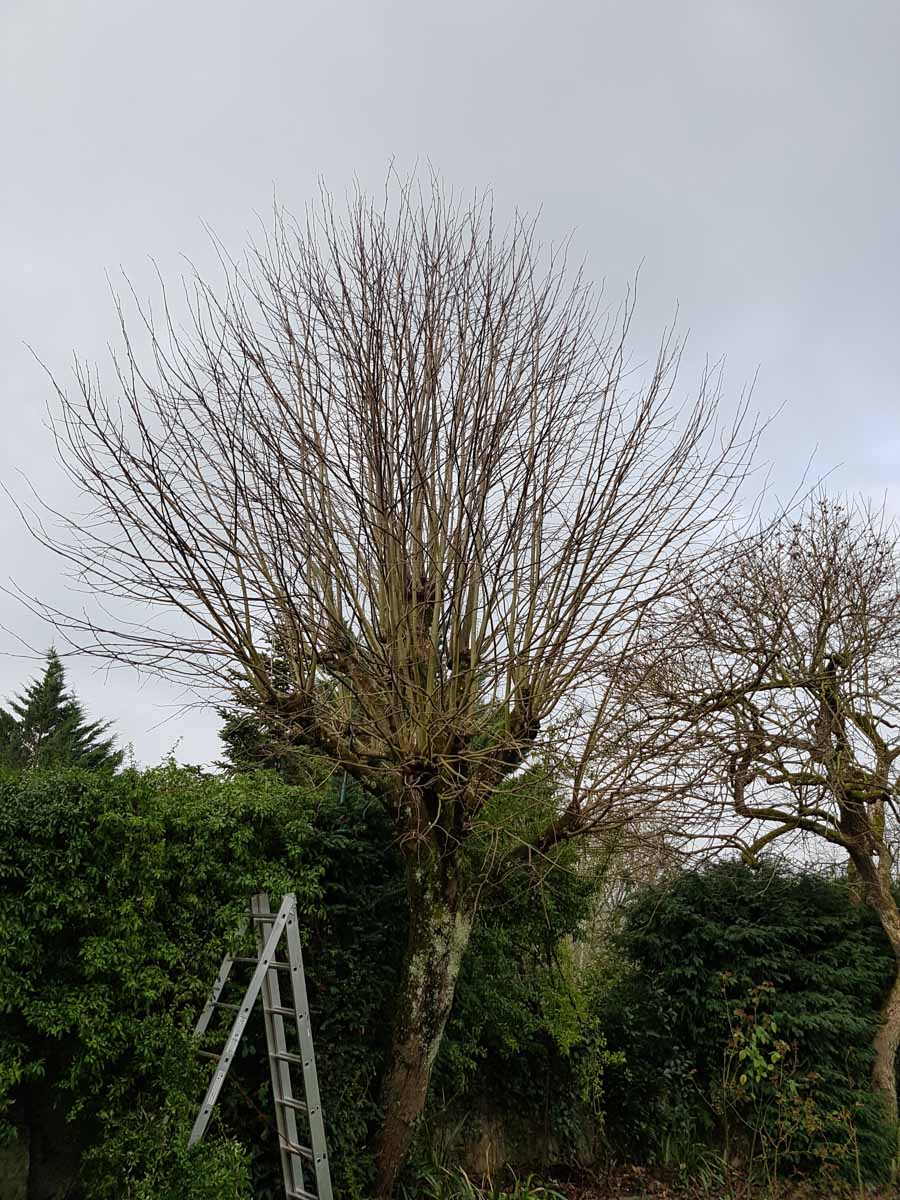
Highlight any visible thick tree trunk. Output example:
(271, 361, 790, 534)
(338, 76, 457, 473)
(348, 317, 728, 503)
(873, 952, 900, 1127)
(870, 893, 900, 1127)
(855, 846, 900, 1127)
(373, 849, 474, 1198)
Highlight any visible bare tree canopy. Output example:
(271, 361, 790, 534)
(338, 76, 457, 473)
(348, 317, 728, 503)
(33, 182, 753, 817)
(26, 177, 757, 1192)
(664, 496, 900, 1122)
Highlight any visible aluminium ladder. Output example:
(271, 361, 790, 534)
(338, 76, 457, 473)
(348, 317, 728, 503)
(188, 892, 333, 1200)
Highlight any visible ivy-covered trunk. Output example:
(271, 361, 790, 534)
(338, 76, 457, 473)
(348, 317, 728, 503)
(373, 845, 474, 1198)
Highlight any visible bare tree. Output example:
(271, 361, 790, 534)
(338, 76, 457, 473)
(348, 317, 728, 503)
(569, 817, 683, 971)
(663, 496, 900, 1125)
(27, 178, 754, 1193)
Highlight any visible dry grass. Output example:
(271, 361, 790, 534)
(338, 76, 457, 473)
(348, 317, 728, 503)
(541, 1163, 898, 1200)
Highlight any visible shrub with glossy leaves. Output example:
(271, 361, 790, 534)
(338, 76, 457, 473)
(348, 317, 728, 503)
(0, 763, 328, 1196)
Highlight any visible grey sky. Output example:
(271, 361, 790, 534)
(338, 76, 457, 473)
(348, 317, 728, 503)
(2, 0, 898, 766)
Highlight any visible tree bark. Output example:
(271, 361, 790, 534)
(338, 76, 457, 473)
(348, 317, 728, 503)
(870, 895, 900, 1127)
(873, 953, 900, 1127)
(853, 846, 900, 1127)
(373, 847, 474, 1198)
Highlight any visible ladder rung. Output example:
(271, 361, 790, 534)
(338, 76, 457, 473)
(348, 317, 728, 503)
(286, 1190, 317, 1200)
(271, 1050, 303, 1065)
(197, 1050, 221, 1060)
(284, 1140, 313, 1159)
(275, 1097, 308, 1113)
(211, 1001, 241, 1011)
(264, 1004, 300, 1017)
(233, 956, 292, 971)
(246, 909, 278, 920)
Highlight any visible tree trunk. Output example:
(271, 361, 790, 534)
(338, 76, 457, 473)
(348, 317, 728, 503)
(857, 850, 900, 1127)
(871, 896, 900, 1127)
(373, 848, 474, 1198)
(873, 952, 900, 1127)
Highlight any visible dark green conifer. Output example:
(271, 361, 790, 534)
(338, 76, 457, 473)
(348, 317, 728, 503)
(0, 648, 123, 771)
(217, 628, 328, 783)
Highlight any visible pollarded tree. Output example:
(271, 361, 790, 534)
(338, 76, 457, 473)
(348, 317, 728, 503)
(661, 497, 900, 1126)
(29, 179, 754, 1193)
(0, 648, 122, 772)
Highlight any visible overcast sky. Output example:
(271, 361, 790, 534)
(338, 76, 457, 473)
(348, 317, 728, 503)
(2, 0, 898, 766)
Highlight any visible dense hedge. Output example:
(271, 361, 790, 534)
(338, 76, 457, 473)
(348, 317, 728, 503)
(0, 765, 601, 1198)
(0, 764, 324, 1198)
(601, 859, 897, 1186)
(9, 766, 891, 1195)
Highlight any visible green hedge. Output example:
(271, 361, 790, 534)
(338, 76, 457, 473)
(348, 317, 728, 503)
(600, 859, 897, 1186)
(9, 767, 894, 1193)
(0, 764, 327, 1197)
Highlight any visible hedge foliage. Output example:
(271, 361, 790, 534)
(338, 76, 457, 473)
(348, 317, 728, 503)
(601, 859, 897, 1185)
(0, 764, 327, 1197)
(5, 764, 897, 1196)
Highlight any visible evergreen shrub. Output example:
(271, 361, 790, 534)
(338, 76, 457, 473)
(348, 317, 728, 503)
(600, 859, 897, 1185)
(0, 763, 323, 1197)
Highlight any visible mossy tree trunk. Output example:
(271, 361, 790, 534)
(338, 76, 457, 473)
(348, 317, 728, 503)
(847, 828, 900, 1127)
(873, 950, 900, 1128)
(373, 842, 474, 1198)
(867, 896, 900, 1126)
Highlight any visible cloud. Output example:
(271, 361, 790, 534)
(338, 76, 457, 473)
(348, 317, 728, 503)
(2, 0, 898, 763)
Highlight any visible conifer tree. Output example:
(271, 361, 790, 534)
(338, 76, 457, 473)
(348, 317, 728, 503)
(217, 628, 333, 783)
(0, 649, 123, 771)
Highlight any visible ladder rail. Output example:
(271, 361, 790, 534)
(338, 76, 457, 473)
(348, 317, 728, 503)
(285, 907, 333, 1200)
(253, 893, 308, 1199)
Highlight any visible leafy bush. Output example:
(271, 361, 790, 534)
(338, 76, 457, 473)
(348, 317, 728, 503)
(0, 763, 327, 1196)
(429, 854, 614, 1162)
(600, 859, 896, 1185)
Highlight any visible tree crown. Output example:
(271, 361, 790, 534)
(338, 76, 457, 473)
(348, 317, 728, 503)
(0, 648, 122, 772)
